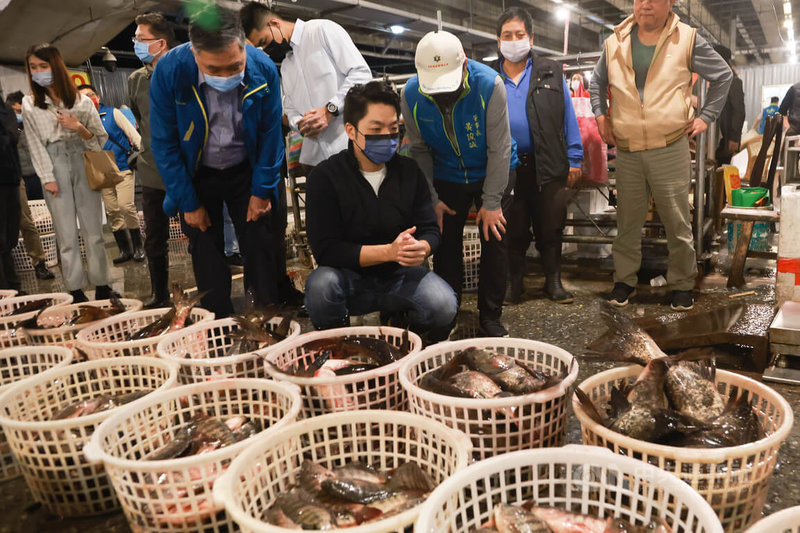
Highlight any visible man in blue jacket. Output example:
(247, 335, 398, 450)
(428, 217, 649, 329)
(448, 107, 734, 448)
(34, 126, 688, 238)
(150, 8, 285, 316)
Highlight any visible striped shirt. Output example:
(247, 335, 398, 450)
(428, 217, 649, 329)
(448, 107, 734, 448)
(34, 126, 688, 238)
(21, 93, 108, 184)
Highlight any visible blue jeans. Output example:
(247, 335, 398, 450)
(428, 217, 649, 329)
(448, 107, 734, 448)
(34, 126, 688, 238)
(305, 266, 458, 334)
(223, 204, 240, 256)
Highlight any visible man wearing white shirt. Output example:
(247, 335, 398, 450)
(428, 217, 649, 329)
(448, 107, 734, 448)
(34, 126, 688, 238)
(240, 2, 372, 167)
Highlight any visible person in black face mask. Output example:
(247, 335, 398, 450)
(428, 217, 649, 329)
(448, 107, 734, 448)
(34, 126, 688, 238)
(303, 81, 458, 344)
(239, 2, 371, 170)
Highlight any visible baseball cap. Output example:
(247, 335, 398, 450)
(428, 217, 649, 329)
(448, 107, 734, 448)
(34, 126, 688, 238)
(414, 30, 466, 94)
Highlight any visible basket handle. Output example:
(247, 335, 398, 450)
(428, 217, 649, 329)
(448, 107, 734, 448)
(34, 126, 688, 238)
(83, 439, 103, 465)
(212, 467, 233, 508)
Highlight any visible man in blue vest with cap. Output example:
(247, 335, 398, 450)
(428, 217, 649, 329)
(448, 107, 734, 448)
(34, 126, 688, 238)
(401, 30, 517, 337)
(150, 7, 284, 316)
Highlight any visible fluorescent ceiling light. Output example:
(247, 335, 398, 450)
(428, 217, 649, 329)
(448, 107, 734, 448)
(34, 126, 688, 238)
(785, 1, 792, 15)
(556, 7, 570, 21)
(389, 25, 406, 35)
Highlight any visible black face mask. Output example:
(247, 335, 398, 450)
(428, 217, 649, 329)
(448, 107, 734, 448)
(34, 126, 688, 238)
(432, 84, 464, 109)
(263, 25, 291, 63)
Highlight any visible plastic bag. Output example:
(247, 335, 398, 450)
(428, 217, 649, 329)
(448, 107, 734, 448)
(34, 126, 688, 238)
(572, 96, 608, 185)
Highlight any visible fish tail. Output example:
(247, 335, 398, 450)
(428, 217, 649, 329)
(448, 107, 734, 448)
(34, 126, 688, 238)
(575, 387, 606, 426)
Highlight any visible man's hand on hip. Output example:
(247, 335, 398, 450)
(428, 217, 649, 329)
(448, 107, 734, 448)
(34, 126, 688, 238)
(434, 201, 456, 232)
(247, 196, 272, 222)
(685, 118, 709, 139)
(476, 207, 506, 242)
(298, 107, 332, 138)
(595, 114, 616, 146)
(185, 206, 211, 232)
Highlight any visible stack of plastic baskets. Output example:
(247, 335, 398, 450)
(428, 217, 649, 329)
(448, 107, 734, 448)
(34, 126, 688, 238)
(85, 379, 302, 532)
(213, 410, 473, 533)
(157, 316, 301, 384)
(76, 307, 215, 359)
(12, 233, 59, 271)
(744, 506, 800, 532)
(0, 357, 178, 517)
(0, 293, 73, 349)
(27, 200, 53, 234)
(0, 346, 74, 482)
(264, 326, 422, 417)
(138, 211, 185, 241)
(573, 366, 794, 532)
(414, 445, 724, 533)
(461, 225, 481, 291)
(400, 338, 577, 460)
(25, 298, 143, 352)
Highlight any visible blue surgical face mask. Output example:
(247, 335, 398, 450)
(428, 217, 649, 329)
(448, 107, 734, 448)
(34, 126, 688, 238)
(15, 113, 22, 123)
(134, 40, 158, 64)
(31, 70, 53, 87)
(358, 131, 399, 165)
(204, 69, 245, 93)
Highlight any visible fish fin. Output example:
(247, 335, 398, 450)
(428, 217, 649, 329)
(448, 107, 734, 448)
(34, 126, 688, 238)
(586, 301, 662, 365)
(575, 387, 606, 426)
(303, 350, 331, 377)
(608, 385, 631, 417)
(438, 350, 468, 380)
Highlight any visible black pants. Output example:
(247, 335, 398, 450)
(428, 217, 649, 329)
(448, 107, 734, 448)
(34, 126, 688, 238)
(506, 159, 568, 273)
(180, 162, 280, 317)
(142, 186, 169, 259)
(0, 184, 21, 290)
(432, 177, 513, 322)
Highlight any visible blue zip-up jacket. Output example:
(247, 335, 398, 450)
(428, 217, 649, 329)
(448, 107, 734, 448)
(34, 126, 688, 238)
(404, 61, 518, 186)
(98, 104, 133, 171)
(149, 42, 284, 216)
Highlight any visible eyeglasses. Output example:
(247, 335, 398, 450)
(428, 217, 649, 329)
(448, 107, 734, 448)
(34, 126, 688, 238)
(132, 37, 160, 44)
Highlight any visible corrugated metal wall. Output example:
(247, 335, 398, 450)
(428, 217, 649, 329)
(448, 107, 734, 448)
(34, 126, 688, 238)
(89, 67, 138, 108)
(738, 62, 800, 126)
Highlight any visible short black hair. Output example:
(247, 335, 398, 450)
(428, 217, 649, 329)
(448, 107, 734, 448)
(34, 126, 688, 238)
(496, 7, 533, 38)
(771, 96, 780, 103)
(189, 6, 245, 53)
(713, 44, 732, 64)
(240, 2, 280, 36)
(5, 90, 24, 105)
(343, 81, 400, 128)
(135, 12, 177, 48)
(77, 84, 96, 92)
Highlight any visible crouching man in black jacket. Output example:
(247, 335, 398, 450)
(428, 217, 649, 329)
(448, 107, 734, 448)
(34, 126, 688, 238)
(304, 81, 458, 343)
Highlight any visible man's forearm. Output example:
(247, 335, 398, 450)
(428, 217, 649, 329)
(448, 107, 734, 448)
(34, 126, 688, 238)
(359, 244, 390, 267)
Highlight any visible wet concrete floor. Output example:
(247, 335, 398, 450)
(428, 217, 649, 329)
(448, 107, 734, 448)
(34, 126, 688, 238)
(1, 236, 797, 532)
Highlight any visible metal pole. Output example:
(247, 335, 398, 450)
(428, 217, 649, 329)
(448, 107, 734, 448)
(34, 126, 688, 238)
(563, 17, 570, 55)
(694, 81, 707, 258)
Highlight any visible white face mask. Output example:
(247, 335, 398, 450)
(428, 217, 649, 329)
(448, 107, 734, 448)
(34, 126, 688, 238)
(571, 80, 582, 93)
(500, 39, 531, 63)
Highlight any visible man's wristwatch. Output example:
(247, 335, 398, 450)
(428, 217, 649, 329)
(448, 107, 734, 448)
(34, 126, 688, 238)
(326, 101, 340, 117)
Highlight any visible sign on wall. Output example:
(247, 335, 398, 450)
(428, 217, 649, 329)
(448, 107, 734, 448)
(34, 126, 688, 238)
(68, 70, 90, 87)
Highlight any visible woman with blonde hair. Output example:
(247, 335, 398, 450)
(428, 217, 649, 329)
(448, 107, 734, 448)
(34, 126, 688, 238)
(22, 43, 114, 302)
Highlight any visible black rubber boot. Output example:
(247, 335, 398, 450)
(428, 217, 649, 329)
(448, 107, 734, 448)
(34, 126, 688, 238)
(69, 289, 89, 303)
(541, 247, 574, 304)
(112, 230, 133, 265)
(315, 315, 350, 330)
(504, 253, 525, 305)
(144, 256, 171, 308)
(129, 228, 146, 262)
(93, 285, 118, 300)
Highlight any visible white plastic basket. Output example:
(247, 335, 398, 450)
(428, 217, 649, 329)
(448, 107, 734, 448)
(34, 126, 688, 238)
(213, 410, 473, 533)
(0, 356, 179, 517)
(744, 506, 800, 533)
(400, 338, 578, 460)
(0, 293, 73, 348)
(263, 326, 422, 417)
(76, 307, 215, 360)
(11, 232, 58, 271)
(573, 366, 794, 533)
(28, 200, 54, 234)
(157, 317, 302, 384)
(84, 378, 302, 533)
(0, 290, 17, 300)
(25, 298, 143, 351)
(462, 225, 481, 292)
(415, 445, 724, 533)
(0, 346, 74, 482)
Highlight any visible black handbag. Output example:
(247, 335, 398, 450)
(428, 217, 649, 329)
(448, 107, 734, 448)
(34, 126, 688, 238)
(106, 135, 140, 171)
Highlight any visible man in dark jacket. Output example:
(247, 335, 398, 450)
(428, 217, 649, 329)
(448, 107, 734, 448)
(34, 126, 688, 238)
(305, 81, 457, 342)
(150, 8, 285, 316)
(713, 45, 745, 165)
(129, 12, 175, 307)
(0, 98, 22, 291)
(492, 8, 584, 305)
